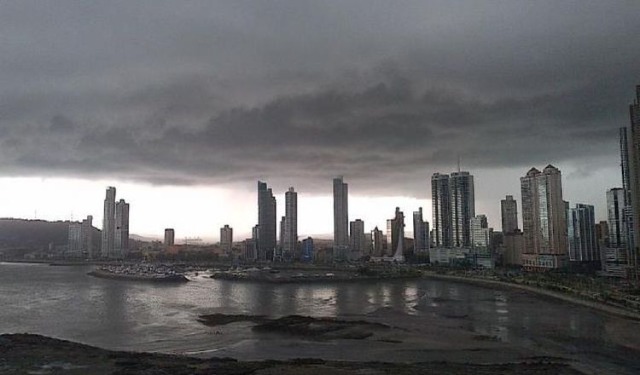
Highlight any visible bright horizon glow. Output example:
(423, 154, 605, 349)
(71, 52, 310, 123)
(0, 162, 617, 243)
(0, 177, 430, 243)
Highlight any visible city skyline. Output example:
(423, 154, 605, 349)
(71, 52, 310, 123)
(0, 2, 638, 241)
(3, 2, 640, 372)
(0, 161, 630, 243)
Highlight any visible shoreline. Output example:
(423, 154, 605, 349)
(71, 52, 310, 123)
(211, 272, 420, 284)
(422, 272, 640, 321)
(0, 333, 583, 375)
(87, 269, 189, 283)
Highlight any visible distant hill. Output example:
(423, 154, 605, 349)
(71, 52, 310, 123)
(0, 218, 101, 257)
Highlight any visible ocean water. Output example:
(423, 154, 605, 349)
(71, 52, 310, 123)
(1, 262, 639, 374)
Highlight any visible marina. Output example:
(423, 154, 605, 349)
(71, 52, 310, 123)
(88, 264, 189, 282)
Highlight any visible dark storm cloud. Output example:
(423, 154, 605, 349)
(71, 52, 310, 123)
(0, 1, 639, 195)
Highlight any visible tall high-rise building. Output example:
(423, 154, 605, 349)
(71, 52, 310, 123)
(283, 187, 298, 260)
(243, 238, 257, 261)
(386, 219, 393, 255)
(349, 219, 366, 260)
(450, 171, 475, 247)
(625, 85, 640, 281)
(432, 171, 475, 248)
(595, 221, 610, 248)
(301, 237, 314, 262)
(520, 165, 568, 269)
(389, 207, 405, 261)
(164, 228, 175, 246)
(413, 208, 430, 255)
(620, 127, 635, 267)
(503, 230, 524, 266)
(257, 181, 276, 261)
(431, 173, 451, 247)
(621, 127, 632, 205)
(567, 203, 598, 262)
(470, 215, 490, 250)
(501, 195, 519, 234)
(114, 199, 130, 258)
(607, 188, 627, 249)
(67, 222, 83, 257)
(371, 226, 385, 257)
(278, 216, 285, 261)
(101, 187, 116, 258)
(220, 225, 233, 255)
(364, 232, 373, 256)
(333, 177, 349, 261)
(82, 215, 94, 258)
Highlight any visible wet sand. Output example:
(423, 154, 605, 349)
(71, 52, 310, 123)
(422, 272, 640, 320)
(0, 333, 584, 374)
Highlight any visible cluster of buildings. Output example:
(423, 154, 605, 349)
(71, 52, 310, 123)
(243, 182, 299, 262)
(67, 186, 130, 259)
(236, 177, 430, 264)
(66, 85, 640, 281)
(233, 85, 640, 281)
(427, 86, 640, 280)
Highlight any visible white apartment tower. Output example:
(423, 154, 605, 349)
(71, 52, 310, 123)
(520, 165, 568, 269)
(101, 187, 116, 258)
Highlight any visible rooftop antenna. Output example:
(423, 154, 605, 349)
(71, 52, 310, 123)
(457, 154, 461, 173)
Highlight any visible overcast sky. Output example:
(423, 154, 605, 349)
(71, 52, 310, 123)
(1, 1, 639, 239)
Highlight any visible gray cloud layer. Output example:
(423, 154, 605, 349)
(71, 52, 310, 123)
(1, 1, 639, 195)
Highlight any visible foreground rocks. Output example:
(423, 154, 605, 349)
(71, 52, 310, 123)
(0, 333, 584, 374)
(199, 314, 391, 340)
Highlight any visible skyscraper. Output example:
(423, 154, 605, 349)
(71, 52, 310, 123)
(413, 208, 430, 255)
(607, 188, 627, 249)
(567, 203, 598, 263)
(67, 222, 83, 257)
(620, 127, 635, 267)
(164, 228, 175, 246)
(257, 181, 276, 261)
(625, 85, 640, 281)
(114, 199, 129, 258)
(220, 225, 233, 255)
(101, 187, 116, 258)
(470, 215, 490, 250)
(301, 237, 314, 262)
(243, 238, 257, 261)
(278, 216, 285, 260)
(333, 177, 349, 261)
(431, 173, 451, 247)
(371, 226, 385, 257)
(520, 165, 568, 269)
(621, 127, 632, 205)
(283, 187, 298, 260)
(82, 215, 94, 258)
(389, 207, 405, 261)
(349, 219, 366, 260)
(595, 221, 610, 248)
(501, 195, 519, 234)
(450, 171, 475, 247)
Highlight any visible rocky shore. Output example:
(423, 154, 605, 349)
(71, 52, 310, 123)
(0, 333, 585, 374)
(198, 314, 391, 341)
(211, 267, 421, 283)
(88, 265, 189, 283)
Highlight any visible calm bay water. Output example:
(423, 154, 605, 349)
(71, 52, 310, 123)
(1, 262, 639, 374)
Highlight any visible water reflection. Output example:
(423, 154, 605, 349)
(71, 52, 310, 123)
(0, 263, 637, 373)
